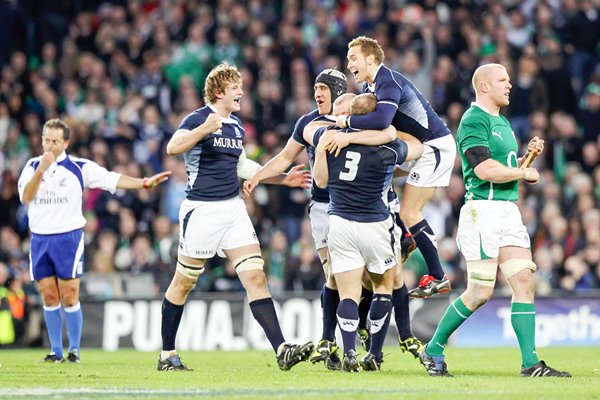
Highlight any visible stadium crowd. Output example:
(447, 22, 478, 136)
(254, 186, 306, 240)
(0, 0, 598, 347)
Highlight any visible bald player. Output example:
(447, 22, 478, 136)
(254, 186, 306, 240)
(418, 63, 571, 378)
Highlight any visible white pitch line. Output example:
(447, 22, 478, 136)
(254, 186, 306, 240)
(0, 387, 514, 398)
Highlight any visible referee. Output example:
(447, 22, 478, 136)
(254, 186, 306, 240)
(18, 118, 170, 363)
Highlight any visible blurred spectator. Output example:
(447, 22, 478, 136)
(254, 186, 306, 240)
(264, 230, 292, 295)
(208, 260, 244, 293)
(285, 244, 324, 293)
(577, 83, 600, 144)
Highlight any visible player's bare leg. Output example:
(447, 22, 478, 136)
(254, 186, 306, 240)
(229, 244, 313, 370)
(401, 185, 450, 298)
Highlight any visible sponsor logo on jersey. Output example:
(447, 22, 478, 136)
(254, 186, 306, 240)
(35, 196, 69, 205)
(213, 129, 223, 135)
(491, 131, 503, 140)
(213, 137, 243, 149)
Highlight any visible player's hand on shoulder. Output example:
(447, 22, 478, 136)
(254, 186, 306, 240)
(327, 131, 350, 157)
(335, 115, 347, 128)
(204, 113, 223, 133)
(282, 164, 312, 188)
(316, 130, 335, 153)
(39, 151, 55, 172)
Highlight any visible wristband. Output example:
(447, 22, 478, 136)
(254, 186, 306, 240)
(345, 116, 351, 128)
(143, 177, 150, 189)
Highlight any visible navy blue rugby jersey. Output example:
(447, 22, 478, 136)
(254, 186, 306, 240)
(313, 128, 408, 223)
(178, 106, 244, 201)
(291, 109, 335, 203)
(350, 65, 451, 143)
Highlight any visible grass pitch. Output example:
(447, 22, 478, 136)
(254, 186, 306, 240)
(0, 347, 598, 399)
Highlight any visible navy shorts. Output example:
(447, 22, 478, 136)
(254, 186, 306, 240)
(29, 229, 85, 281)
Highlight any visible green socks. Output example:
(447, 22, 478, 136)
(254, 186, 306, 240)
(427, 297, 473, 357)
(511, 302, 539, 368)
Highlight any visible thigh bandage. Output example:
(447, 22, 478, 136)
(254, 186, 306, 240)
(499, 259, 536, 279)
(467, 260, 498, 287)
(176, 260, 205, 279)
(233, 254, 264, 272)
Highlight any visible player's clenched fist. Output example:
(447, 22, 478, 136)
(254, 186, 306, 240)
(528, 136, 544, 155)
(39, 151, 55, 172)
(204, 113, 223, 133)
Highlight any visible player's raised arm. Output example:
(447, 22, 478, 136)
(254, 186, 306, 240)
(116, 171, 172, 189)
(166, 113, 222, 155)
(239, 147, 311, 194)
(20, 151, 55, 204)
(313, 129, 335, 189)
(302, 120, 332, 147)
(243, 137, 306, 197)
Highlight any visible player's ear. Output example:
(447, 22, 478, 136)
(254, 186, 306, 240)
(366, 53, 375, 65)
(480, 81, 489, 93)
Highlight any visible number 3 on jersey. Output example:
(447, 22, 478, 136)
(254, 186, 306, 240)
(339, 151, 361, 181)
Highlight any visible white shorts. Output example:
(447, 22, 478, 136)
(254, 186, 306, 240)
(328, 215, 399, 275)
(308, 201, 329, 250)
(456, 200, 530, 261)
(178, 197, 259, 259)
(400, 134, 456, 187)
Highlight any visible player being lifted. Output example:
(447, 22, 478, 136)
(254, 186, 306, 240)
(245, 70, 423, 368)
(159, 63, 313, 371)
(245, 69, 348, 369)
(419, 63, 571, 378)
(311, 93, 413, 371)
(337, 36, 457, 299)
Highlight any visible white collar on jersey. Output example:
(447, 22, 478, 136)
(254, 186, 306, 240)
(207, 104, 239, 124)
(367, 63, 385, 91)
(322, 114, 336, 122)
(471, 102, 492, 115)
(56, 152, 67, 162)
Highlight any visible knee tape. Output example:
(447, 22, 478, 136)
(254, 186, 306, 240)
(467, 260, 498, 287)
(233, 254, 264, 272)
(499, 259, 536, 279)
(176, 260, 205, 279)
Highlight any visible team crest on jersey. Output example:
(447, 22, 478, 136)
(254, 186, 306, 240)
(233, 126, 242, 138)
(409, 171, 420, 183)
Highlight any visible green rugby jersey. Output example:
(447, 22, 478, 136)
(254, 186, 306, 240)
(457, 104, 519, 202)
